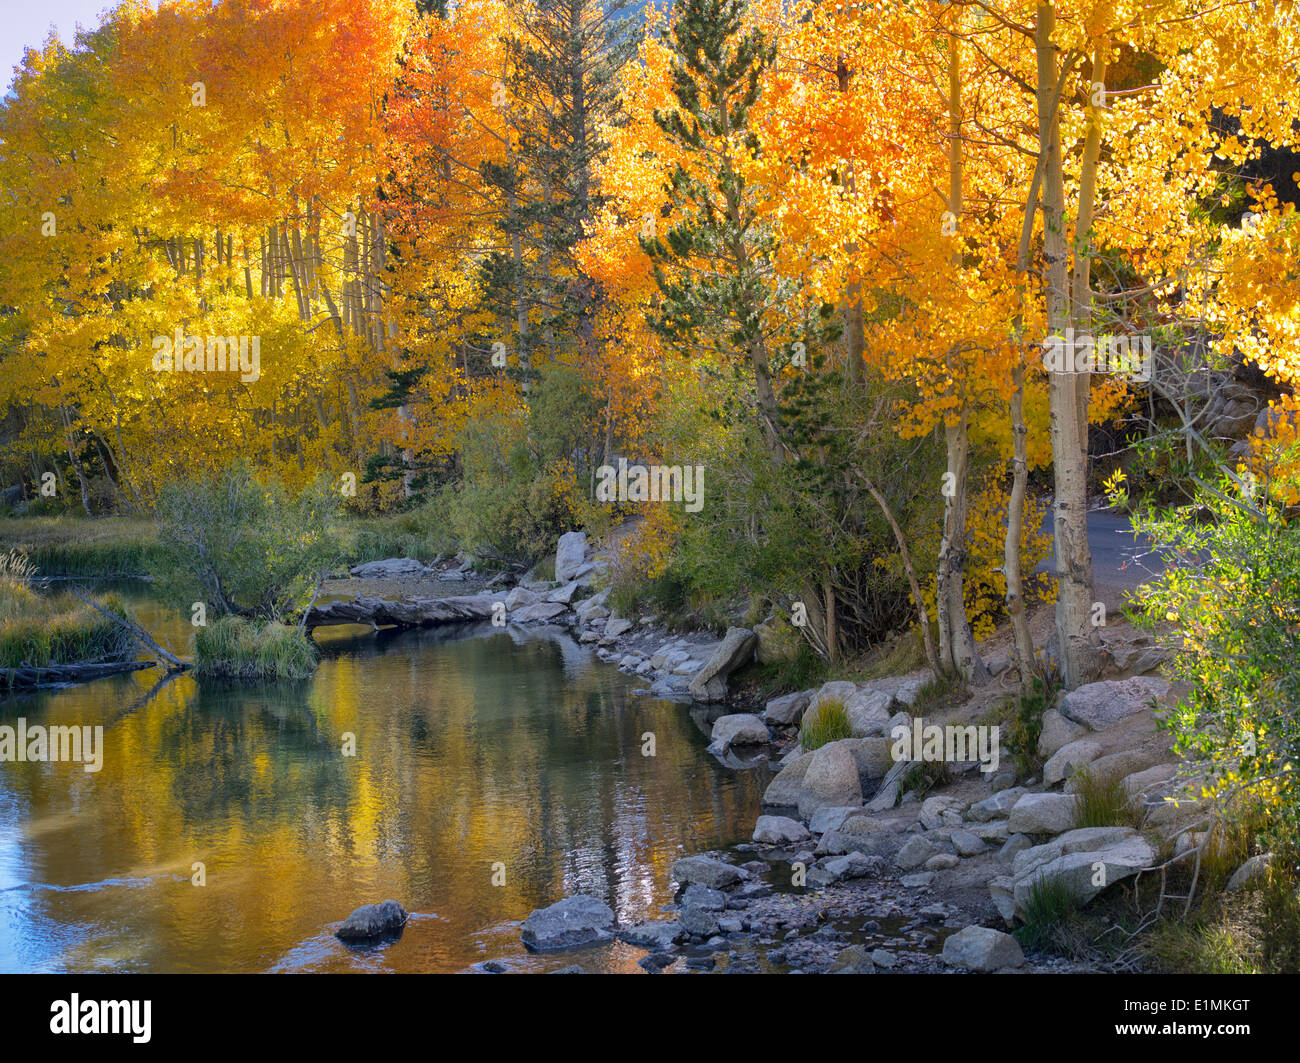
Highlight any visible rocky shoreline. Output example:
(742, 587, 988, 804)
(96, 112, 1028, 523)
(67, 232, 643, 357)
(322, 530, 1251, 975)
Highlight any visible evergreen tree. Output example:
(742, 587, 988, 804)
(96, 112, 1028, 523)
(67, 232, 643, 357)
(479, 0, 636, 387)
(640, 0, 807, 455)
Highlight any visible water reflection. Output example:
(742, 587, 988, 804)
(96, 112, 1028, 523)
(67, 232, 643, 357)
(0, 590, 769, 973)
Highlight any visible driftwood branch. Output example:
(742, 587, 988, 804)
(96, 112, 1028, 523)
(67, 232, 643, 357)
(71, 590, 191, 672)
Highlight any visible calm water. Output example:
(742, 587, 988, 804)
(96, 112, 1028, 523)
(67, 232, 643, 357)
(0, 587, 769, 973)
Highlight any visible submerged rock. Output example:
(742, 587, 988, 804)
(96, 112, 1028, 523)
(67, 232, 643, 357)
(335, 899, 408, 942)
(521, 895, 616, 951)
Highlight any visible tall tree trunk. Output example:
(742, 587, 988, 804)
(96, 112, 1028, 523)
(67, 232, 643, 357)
(935, 15, 986, 684)
(1037, 2, 1102, 688)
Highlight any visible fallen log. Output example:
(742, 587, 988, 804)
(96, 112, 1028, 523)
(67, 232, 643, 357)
(303, 594, 502, 631)
(2, 658, 156, 691)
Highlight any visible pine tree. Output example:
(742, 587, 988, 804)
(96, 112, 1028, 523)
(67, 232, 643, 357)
(639, 0, 789, 453)
(478, 0, 635, 386)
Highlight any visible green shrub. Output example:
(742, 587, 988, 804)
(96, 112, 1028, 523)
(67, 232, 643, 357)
(151, 462, 338, 622)
(1126, 464, 1300, 840)
(800, 698, 852, 751)
(985, 675, 1059, 775)
(193, 616, 318, 681)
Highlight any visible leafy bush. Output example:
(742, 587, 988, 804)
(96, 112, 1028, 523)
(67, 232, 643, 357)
(800, 698, 852, 751)
(1125, 467, 1300, 834)
(151, 462, 338, 622)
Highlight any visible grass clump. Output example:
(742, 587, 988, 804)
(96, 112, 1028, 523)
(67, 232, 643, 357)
(0, 551, 136, 673)
(901, 758, 952, 798)
(193, 616, 318, 681)
(800, 698, 852, 751)
(1070, 765, 1142, 829)
(910, 669, 968, 714)
(1014, 875, 1084, 952)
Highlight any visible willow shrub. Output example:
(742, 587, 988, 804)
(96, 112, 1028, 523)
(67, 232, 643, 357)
(151, 461, 338, 622)
(1120, 468, 1300, 831)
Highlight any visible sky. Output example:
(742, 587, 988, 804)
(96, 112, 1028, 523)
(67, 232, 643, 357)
(1, 0, 128, 93)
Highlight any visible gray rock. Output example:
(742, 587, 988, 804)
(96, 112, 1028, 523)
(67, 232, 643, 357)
(1011, 829, 1156, 917)
(672, 855, 742, 890)
(897, 835, 938, 870)
(688, 627, 758, 702)
(798, 741, 864, 816)
(679, 905, 720, 938)
(603, 617, 634, 639)
(967, 787, 1028, 822)
(617, 921, 681, 950)
(336, 899, 408, 941)
(545, 582, 581, 605)
(827, 944, 876, 973)
(942, 926, 1024, 971)
(762, 751, 815, 811)
(820, 852, 883, 882)
(845, 688, 894, 736)
(838, 736, 894, 783)
(709, 713, 770, 754)
(1006, 792, 1079, 836)
(555, 531, 588, 582)
(753, 815, 811, 845)
(764, 689, 813, 726)
(1121, 763, 1178, 799)
(349, 558, 425, 580)
(900, 872, 935, 888)
(866, 757, 912, 812)
(925, 853, 960, 871)
(919, 795, 966, 831)
(810, 680, 858, 712)
(521, 895, 615, 951)
(989, 877, 1017, 922)
(1058, 677, 1171, 731)
(515, 601, 570, 623)
(1064, 748, 1165, 792)
(1037, 709, 1089, 758)
(1043, 738, 1104, 786)
(950, 828, 988, 857)
(504, 586, 538, 610)
(1227, 853, 1274, 891)
(991, 772, 1018, 792)
(808, 805, 861, 835)
(999, 834, 1033, 863)
(681, 884, 727, 911)
(871, 949, 896, 968)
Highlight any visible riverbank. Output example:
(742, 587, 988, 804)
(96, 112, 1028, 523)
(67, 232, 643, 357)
(309, 527, 1235, 974)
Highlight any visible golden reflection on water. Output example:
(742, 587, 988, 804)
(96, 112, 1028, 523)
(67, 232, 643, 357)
(0, 596, 769, 973)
